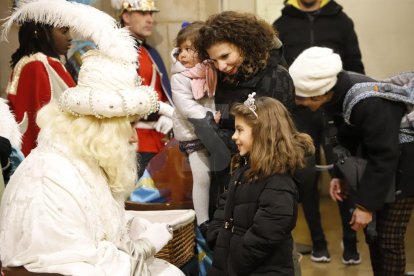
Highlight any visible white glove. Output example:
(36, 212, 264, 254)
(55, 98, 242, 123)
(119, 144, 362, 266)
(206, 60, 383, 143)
(158, 101, 174, 118)
(140, 222, 173, 252)
(129, 216, 153, 241)
(135, 121, 156, 130)
(154, 115, 173, 134)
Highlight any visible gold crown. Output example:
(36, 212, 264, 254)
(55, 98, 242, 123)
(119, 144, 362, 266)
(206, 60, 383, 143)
(121, 0, 159, 12)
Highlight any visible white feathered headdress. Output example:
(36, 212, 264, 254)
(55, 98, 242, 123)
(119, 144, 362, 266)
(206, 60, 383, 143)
(0, 98, 22, 149)
(2, 0, 159, 118)
(2, 0, 135, 63)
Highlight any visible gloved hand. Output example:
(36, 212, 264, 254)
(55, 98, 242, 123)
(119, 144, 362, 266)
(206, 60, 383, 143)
(154, 115, 173, 134)
(139, 222, 173, 252)
(129, 216, 153, 241)
(158, 101, 174, 118)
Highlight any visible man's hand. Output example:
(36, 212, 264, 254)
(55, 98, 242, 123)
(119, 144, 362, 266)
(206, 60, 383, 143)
(350, 207, 373, 231)
(329, 178, 347, 202)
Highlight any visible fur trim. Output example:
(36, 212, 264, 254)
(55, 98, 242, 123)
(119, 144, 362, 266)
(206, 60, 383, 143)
(1, 0, 136, 64)
(0, 98, 22, 149)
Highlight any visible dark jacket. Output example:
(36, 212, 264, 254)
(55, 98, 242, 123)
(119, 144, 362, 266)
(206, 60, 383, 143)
(189, 47, 295, 214)
(273, 0, 365, 74)
(207, 162, 298, 276)
(324, 71, 414, 211)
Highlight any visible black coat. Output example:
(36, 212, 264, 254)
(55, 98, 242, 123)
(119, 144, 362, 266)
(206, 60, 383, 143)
(273, 0, 365, 74)
(205, 48, 295, 214)
(324, 71, 414, 210)
(207, 163, 298, 276)
(215, 48, 295, 133)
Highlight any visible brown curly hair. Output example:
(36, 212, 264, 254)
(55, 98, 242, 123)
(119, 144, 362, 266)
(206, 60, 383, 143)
(230, 97, 315, 181)
(194, 11, 279, 79)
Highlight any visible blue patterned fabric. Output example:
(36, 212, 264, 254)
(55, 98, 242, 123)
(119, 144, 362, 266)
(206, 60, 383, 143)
(195, 227, 212, 276)
(129, 169, 166, 203)
(343, 74, 414, 144)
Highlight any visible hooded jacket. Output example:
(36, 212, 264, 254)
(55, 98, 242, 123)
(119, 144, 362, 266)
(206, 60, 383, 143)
(274, 0, 365, 74)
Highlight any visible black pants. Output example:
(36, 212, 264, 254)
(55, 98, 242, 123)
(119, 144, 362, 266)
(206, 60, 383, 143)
(294, 107, 356, 245)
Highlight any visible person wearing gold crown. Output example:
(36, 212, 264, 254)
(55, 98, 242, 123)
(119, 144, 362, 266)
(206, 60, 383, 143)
(111, 0, 175, 176)
(0, 1, 184, 275)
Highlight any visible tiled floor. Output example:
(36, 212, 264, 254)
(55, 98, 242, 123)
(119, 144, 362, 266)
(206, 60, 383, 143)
(294, 196, 414, 275)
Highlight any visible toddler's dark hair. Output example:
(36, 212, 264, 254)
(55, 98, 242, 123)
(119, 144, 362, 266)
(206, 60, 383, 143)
(174, 21, 205, 48)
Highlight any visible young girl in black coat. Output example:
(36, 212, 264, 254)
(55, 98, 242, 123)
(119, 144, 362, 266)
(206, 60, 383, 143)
(207, 95, 314, 275)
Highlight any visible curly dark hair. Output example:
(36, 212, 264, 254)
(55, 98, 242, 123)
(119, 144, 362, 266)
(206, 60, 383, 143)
(10, 21, 60, 68)
(194, 11, 278, 68)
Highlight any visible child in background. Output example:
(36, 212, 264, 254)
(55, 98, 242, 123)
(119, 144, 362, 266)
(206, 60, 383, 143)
(170, 21, 219, 236)
(207, 95, 315, 275)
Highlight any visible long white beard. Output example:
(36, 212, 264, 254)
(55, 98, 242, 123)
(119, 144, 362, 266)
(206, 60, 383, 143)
(106, 143, 138, 201)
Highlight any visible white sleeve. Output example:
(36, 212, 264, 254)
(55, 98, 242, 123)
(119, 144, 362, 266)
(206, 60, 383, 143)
(158, 101, 174, 118)
(171, 74, 210, 119)
(0, 165, 131, 276)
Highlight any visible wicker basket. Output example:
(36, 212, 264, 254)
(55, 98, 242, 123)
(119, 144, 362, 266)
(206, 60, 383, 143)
(127, 209, 196, 268)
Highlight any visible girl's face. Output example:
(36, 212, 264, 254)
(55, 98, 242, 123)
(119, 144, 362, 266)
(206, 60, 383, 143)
(232, 115, 253, 156)
(207, 41, 243, 75)
(51, 27, 72, 56)
(177, 39, 199, 68)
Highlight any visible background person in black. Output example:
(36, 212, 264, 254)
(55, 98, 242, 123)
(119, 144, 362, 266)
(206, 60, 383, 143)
(273, 0, 365, 264)
(290, 46, 414, 276)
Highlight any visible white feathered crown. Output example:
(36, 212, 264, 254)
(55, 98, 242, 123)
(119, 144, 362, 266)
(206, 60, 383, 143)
(2, 0, 135, 63)
(2, 0, 159, 118)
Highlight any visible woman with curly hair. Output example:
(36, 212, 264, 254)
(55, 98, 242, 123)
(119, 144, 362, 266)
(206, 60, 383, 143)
(207, 95, 314, 275)
(190, 10, 295, 225)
